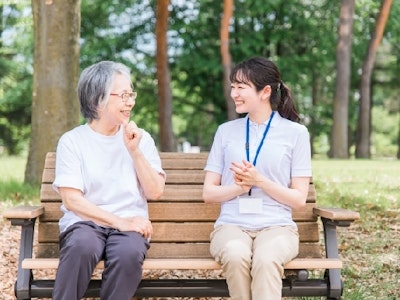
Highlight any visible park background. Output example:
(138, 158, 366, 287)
(0, 0, 399, 299)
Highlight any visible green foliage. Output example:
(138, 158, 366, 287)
(0, 0, 399, 156)
(371, 107, 399, 157)
(0, 3, 33, 155)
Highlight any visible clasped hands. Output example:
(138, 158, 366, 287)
(230, 160, 262, 193)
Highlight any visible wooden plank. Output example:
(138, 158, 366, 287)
(43, 152, 208, 170)
(40, 197, 317, 222)
(37, 241, 322, 260)
(160, 152, 208, 169)
(40, 184, 60, 201)
(38, 221, 320, 244)
(306, 184, 316, 202)
(148, 243, 213, 258)
(314, 207, 360, 221)
(148, 242, 322, 259)
(160, 185, 203, 201)
(3, 205, 44, 219)
(41, 183, 315, 204)
(41, 168, 55, 184)
(22, 257, 341, 271)
(40, 203, 62, 221)
(43, 152, 56, 168)
(165, 170, 205, 184)
(149, 203, 220, 221)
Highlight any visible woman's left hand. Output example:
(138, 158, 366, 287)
(230, 160, 261, 188)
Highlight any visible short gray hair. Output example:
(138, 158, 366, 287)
(77, 61, 132, 122)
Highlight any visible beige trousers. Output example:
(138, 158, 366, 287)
(210, 224, 299, 300)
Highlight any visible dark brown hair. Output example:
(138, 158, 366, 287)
(230, 57, 299, 122)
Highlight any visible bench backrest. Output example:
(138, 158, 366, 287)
(38, 152, 321, 259)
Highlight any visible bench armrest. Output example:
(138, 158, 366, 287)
(314, 207, 359, 226)
(3, 205, 44, 224)
(314, 206, 359, 260)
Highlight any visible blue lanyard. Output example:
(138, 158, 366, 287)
(246, 111, 275, 165)
(245, 111, 275, 195)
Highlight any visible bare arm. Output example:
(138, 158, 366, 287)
(59, 187, 153, 238)
(123, 121, 166, 200)
(231, 161, 310, 210)
(202, 171, 250, 203)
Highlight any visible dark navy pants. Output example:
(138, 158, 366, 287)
(53, 221, 149, 300)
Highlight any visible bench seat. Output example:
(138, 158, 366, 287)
(4, 152, 359, 299)
(21, 257, 343, 270)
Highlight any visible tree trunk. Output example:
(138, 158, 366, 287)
(220, 0, 236, 121)
(355, 0, 393, 158)
(156, 0, 175, 151)
(397, 114, 400, 159)
(25, 0, 80, 184)
(330, 0, 355, 158)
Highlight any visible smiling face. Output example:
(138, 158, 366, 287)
(93, 73, 135, 135)
(230, 78, 272, 123)
(230, 81, 260, 114)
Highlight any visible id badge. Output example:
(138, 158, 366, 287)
(238, 196, 263, 214)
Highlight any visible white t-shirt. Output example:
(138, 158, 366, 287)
(205, 112, 312, 230)
(53, 124, 165, 232)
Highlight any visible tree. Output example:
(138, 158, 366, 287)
(156, 0, 175, 151)
(25, 0, 80, 184)
(0, 3, 33, 155)
(355, 0, 393, 158)
(330, 0, 355, 158)
(220, 0, 236, 121)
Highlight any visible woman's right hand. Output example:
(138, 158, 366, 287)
(116, 216, 153, 238)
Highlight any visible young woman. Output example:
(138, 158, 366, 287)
(203, 56, 312, 300)
(52, 61, 166, 300)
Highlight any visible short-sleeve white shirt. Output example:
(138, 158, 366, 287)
(53, 124, 165, 233)
(205, 112, 312, 230)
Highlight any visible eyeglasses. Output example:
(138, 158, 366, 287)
(109, 91, 137, 102)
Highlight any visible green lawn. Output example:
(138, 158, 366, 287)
(1, 155, 399, 299)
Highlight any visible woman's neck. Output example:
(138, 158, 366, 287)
(248, 109, 273, 124)
(89, 120, 120, 136)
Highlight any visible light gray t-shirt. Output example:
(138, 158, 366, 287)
(53, 124, 165, 233)
(205, 112, 312, 230)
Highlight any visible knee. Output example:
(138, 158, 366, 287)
(110, 239, 147, 269)
(220, 239, 251, 267)
(252, 252, 283, 278)
(62, 232, 102, 262)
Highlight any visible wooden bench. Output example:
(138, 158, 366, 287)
(4, 152, 360, 299)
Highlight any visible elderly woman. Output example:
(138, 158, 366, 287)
(52, 61, 166, 300)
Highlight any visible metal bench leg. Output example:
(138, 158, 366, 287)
(322, 218, 343, 299)
(11, 218, 36, 300)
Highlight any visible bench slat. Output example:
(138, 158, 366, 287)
(40, 182, 317, 203)
(37, 242, 323, 259)
(22, 257, 342, 270)
(39, 202, 317, 223)
(38, 221, 320, 244)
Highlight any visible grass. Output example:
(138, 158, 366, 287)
(0, 155, 40, 211)
(1, 155, 399, 299)
(312, 159, 400, 300)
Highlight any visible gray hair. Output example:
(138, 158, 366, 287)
(77, 61, 132, 122)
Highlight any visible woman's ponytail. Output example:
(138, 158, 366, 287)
(278, 81, 299, 122)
